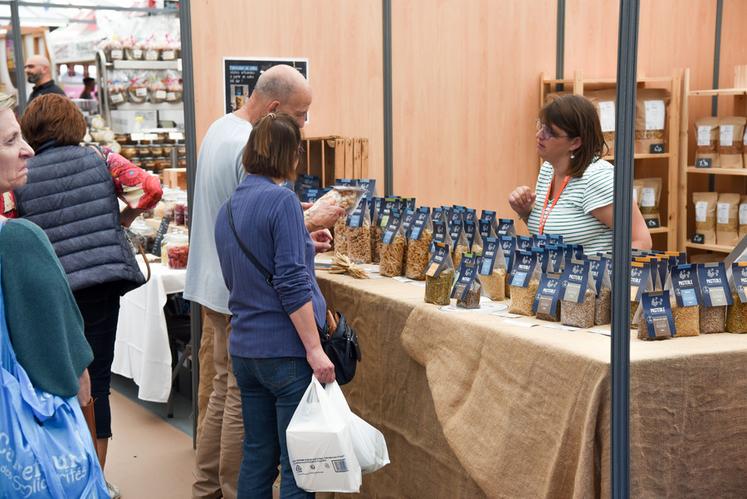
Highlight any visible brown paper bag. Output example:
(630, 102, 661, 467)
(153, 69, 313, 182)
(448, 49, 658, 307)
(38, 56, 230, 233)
(587, 89, 617, 157)
(716, 193, 740, 246)
(638, 177, 662, 228)
(693, 192, 718, 244)
(635, 88, 669, 154)
(718, 117, 746, 168)
(695, 117, 720, 168)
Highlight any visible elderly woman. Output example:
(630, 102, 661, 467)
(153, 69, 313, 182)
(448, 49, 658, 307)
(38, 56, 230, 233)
(509, 94, 651, 252)
(0, 94, 107, 495)
(215, 113, 335, 498)
(15, 94, 162, 490)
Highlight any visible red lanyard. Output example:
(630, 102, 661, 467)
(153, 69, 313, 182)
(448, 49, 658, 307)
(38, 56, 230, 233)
(538, 175, 570, 235)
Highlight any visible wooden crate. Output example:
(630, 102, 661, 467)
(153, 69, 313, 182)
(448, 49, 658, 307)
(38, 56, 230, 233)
(300, 136, 369, 187)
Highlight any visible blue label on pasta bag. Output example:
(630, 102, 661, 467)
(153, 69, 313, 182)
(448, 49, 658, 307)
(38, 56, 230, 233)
(500, 236, 517, 273)
(517, 235, 533, 251)
(347, 197, 367, 228)
(496, 218, 516, 237)
(379, 197, 401, 229)
(409, 207, 431, 241)
(401, 208, 416, 237)
(547, 234, 564, 245)
(335, 178, 357, 186)
(431, 219, 451, 252)
(449, 208, 464, 240)
(640, 290, 675, 339)
(563, 244, 584, 267)
(302, 188, 322, 203)
(404, 197, 417, 211)
(560, 259, 591, 303)
(630, 262, 652, 302)
(481, 210, 497, 225)
(588, 255, 610, 294)
(545, 244, 564, 273)
(432, 206, 445, 224)
(464, 208, 477, 223)
(425, 242, 451, 278)
(480, 237, 500, 276)
(382, 210, 403, 244)
(478, 218, 494, 246)
(464, 220, 477, 249)
(697, 262, 732, 308)
(532, 272, 562, 316)
(452, 252, 480, 300)
(357, 179, 376, 199)
(671, 264, 700, 307)
(533, 234, 549, 248)
(731, 262, 747, 303)
(510, 250, 537, 288)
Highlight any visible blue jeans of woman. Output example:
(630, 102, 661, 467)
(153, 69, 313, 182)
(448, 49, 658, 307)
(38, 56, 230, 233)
(232, 356, 315, 499)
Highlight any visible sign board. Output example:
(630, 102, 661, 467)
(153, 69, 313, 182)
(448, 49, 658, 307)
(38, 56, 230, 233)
(223, 57, 309, 116)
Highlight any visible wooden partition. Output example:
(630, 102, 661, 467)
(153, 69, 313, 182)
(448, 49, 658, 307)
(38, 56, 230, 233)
(190, 0, 747, 224)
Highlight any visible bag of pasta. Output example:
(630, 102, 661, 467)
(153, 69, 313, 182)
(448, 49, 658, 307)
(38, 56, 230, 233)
(451, 223, 470, 271)
(496, 218, 516, 237)
(424, 242, 455, 306)
(379, 210, 406, 277)
(347, 198, 372, 263)
(405, 207, 433, 280)
(478, 237, 507, 301)
(430, 219, 453, 253)
(694, 117, 719, 168)
(533, 271, 562, 322)
(718, 116, 746, 168)
(500, 235, 517, 299)
(588, 255, 612, 325)
(509, 249, 540, 316)
(637, 290, 675, 340)
(370, 197, 384, 264)
(630, 261, 654, 328)
(478, 217, 495, 248)
(697, 262, 732, 334)
(587, 88, 617, 156)
(451, 252, 482, 309)
(559, 259, 596, 328)
(481, 209, 497, 230)
(516, 235, 533, 252)
(314, 185, 364, 255)
(464, 220, 481, 255)
(726, 262, 747, 333)
(635, 88, 669, 154)
(667, 264, 700, 337)
(544, 244, 565, 273)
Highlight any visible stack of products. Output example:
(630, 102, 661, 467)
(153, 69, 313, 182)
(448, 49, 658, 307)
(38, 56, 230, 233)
(692, 191, 746, 246)
(694, 116, 747, 168)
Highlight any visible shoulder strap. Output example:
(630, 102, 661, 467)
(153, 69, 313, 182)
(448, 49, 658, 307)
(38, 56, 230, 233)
(226, 197, 273, 287)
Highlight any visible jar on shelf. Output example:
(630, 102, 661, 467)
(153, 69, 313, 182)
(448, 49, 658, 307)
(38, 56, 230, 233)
(165, 232, 189, 269)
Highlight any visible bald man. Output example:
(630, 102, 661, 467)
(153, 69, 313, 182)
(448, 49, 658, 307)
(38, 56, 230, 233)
(186, 64, 343, 499)
(25, 55, 66, 102)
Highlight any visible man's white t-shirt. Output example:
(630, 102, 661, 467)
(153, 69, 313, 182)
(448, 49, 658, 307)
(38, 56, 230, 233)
(184, 113, 252, 314)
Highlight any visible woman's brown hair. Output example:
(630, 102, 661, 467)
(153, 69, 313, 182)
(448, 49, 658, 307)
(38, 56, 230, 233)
(539, 94, 608, 177)
(20, 94, 87, 150)
(243, 112, 301, 180)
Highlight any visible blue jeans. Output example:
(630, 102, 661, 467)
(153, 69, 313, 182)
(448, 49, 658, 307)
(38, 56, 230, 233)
(232, 356, 315, 499)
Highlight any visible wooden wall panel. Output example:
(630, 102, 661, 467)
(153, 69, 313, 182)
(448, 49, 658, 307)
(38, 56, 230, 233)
(391, 0, 556, 216)
(190, 0, 384, 186)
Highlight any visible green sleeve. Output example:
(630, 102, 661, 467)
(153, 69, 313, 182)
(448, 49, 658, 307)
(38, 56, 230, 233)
(0, 219, 93, 398)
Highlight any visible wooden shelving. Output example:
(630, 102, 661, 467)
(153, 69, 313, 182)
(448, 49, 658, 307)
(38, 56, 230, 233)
(686, 167, 747, 176)
(540, 70, 681, 252)
(689, 88, 747, 97)
(685, 242, 733, 253)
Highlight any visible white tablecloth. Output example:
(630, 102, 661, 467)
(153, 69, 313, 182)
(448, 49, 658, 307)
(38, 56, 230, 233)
(112, 256, 186, 403)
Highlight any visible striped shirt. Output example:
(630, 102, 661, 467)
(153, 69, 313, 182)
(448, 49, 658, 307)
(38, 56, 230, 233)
(526, 160, 614, 254)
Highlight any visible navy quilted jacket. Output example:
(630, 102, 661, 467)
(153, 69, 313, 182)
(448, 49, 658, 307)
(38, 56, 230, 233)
(15, 143, 145, 294)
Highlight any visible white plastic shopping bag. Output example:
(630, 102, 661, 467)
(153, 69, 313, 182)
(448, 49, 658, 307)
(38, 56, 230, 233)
(325, 381, 390, 474)
(286, 377, 362, 492)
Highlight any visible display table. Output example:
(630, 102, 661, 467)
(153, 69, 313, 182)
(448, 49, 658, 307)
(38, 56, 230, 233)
(112, 256, 186, 403)
(315, 270, 747, 498)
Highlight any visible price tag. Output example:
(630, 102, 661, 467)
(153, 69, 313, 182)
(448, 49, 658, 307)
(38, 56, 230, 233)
(691, 233, 705, 244)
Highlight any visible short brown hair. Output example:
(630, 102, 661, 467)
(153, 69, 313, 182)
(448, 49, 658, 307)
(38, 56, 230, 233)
(539, 94, 608, 177)
(243, 112, 301, 180)
(21, 94, 86, 150)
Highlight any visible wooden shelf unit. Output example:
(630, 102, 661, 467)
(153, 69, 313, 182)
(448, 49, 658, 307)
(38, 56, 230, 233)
(539, 71, 681, 250)
(679, 66, 747, 260)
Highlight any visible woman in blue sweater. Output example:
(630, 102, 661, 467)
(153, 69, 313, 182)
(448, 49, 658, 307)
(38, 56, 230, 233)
(215, 113, 335, 498)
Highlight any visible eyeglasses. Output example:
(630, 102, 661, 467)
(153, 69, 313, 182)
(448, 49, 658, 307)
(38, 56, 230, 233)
(536, 119, 569, 140)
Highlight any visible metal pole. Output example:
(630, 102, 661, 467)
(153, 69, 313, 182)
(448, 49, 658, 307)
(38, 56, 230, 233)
(708, 0, 723, 193)
(15, 1, 178, 13)
(10, 0, 27, 113)
(555, 0, 565, 91)
(179, 0, 201, 448)
(382, 0, 393, 196)
(611, 0, 639, 497)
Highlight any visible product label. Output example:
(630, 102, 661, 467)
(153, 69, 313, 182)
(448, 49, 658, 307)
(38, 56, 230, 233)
(533, 272, 562, 316)
(302, 188, 322, 203)
(358, 179, 376, 199)
(510, 250, 537, 288)
(132, 49, 143, 59)
(564, 244, 584, 268)
(740, 204, 747, 225)
(500, 236, 517, 273)
(496, 218, 516, 237)
(379, 197, 400, 229)
(405, 198, 417, 211)
(166, 92, 178, 101)
(599, 101, 616, 132)
(588, 255, 610, 294)
(464, 220, 477, 249)
(401, 209, 416, 237)
(640, 290, 675, 339)
(347, 198, 367, 228)
(644, 100, 666, 130)
(145, 49, 159, 60)
(136, 87, 148, 97)
(464, 208, 476, 223)
(630, 263, 651, 302)
(478, 218, 493, 245)
(720, 125, 735, 147)
(697, 262, 732, 307)
(533, 234, 549, 249)
(431, 220, 451, 250)
(560, 259, 591, 303)
(695, 201, 708, 223)
(382, 211, 403, 245)
(111, 49, 123, 59)
(111, 93, 125, 104)
(452, 253, 479, 300)
(731, 263, 747, 303)
(545, 245, 564, 273)
(547, 234, 564, 245)
(697, 126, 712, 147)
(717, 202, 730, 225)
(155, 90, 167, 100)
(480, 237, 500, 276)
(409, 207, 430, 240)
(162, 49, 176, 60)
(671, 264, 700, 307)
(426, 242, 450, 278)
(641, 187, 656, 208)
(449, 209, 464, 241)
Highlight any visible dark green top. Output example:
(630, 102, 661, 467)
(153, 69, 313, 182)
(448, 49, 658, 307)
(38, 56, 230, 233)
(0, 219, 93, 397)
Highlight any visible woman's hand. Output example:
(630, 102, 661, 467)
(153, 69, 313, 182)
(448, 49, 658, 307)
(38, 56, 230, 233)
(307, 345, 336, 383)
(305, 203, 346, 231)
(77, 369, 92, 407)
(310, 229, 333, 253)
(508, 186, 536, 220)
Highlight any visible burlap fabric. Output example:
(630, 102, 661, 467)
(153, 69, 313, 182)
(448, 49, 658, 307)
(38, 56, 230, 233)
(316, 270, 747, 498)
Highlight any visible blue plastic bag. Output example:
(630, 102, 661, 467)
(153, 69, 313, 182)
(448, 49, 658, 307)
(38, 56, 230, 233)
(0, 224, 109, 498)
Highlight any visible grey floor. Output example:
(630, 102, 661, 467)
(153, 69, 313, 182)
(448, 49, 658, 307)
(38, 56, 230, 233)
(111, 373, 194, 438)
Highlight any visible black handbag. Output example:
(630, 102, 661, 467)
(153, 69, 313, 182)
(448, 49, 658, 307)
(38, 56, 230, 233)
(226, 197, 361, 385)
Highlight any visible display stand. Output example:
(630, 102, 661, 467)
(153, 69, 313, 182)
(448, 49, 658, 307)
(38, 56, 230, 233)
(539, 71, 681, 251)
(679, 66, 747, 260)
